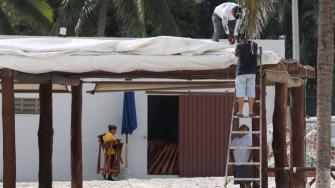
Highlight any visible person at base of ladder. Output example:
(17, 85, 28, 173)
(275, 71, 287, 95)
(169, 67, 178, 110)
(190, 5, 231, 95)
(230, 124, 253, 188)
(212, 2, 243, 44)
(234, 32, 258, 117)
(99, 124, 119, 181)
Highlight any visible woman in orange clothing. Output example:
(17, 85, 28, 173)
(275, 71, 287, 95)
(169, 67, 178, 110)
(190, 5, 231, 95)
(100, 125, 118, 181)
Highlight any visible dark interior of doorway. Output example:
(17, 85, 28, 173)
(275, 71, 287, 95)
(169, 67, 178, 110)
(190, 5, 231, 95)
(147, 95, 179, 175)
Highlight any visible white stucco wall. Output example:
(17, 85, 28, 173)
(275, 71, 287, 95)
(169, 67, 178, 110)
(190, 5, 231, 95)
(0, 40, 284, 181)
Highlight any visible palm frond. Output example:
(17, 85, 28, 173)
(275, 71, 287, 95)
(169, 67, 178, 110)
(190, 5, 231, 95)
(0, 8, 15, 34)
(53, 0, 97, 36)
(75, 0, 99, 36)
(238, 0, 276, 38)
(2, 0, 54, 34)
(111, 0, 146, 37)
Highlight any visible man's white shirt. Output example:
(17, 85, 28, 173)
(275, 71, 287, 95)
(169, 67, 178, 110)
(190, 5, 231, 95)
(213, 2, 241, 36)
(231, 134, 252, 165)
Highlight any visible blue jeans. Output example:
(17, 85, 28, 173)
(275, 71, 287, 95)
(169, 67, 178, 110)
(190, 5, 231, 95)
(212, 14, 236, 42)
(235, 74, 256, 98)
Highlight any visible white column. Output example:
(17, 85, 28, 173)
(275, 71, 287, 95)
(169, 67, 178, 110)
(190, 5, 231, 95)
(292, 0, 300, 61)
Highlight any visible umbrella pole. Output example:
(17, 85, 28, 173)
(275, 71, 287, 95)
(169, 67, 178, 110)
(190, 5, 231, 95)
(126, 134, 129, 168)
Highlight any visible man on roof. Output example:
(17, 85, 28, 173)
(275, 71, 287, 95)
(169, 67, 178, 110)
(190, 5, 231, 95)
(212, 2, 243, 44)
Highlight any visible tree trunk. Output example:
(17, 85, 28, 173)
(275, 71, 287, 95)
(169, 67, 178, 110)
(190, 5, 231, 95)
(38, 82, 54, 188)
(97, 0, 109, 37)
(316, 0, 334, 187)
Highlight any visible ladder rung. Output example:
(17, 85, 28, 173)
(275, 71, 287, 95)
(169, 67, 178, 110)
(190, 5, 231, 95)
(235, 100, 261, 103)
(228, 162, 260, 165)
(234, 178, 260, 181)
(231, 131, 261, 134)
(233, 115, 261, 119)
(229, 146, 260, 150)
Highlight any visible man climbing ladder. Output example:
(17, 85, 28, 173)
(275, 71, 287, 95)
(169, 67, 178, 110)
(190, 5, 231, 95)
(234, 32, 258, 117)
(224, 32, 262, 187)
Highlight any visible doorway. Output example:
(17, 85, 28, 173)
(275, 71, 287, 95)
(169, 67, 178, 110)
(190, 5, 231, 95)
(147, 96, 179, 175)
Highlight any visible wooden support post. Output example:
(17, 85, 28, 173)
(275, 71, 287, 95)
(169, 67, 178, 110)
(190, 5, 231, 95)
(261, 75, 268, 188)
(71, 84, 83, 188)
(272, 82, 289, 188)
(38, 82, 54, 188)
(1, 69, 16, 188)
(290, 85, 305, 187)
(252, 75, 268, 188)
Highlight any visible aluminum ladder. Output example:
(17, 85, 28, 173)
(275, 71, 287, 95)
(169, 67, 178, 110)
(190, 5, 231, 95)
(224, 47, 263, 187)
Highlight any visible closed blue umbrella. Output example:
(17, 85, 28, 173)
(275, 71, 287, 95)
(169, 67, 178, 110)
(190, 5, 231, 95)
(122, 91, 137, 168)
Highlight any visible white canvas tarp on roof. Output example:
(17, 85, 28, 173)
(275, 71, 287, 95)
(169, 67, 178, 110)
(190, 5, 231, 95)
(0, 36, 282, 74)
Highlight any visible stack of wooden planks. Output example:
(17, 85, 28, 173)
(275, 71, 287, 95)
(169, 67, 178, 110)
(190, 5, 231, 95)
(148, 140, 178, 174)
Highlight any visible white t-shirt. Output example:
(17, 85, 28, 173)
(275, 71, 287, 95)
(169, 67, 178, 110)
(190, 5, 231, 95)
(231, 134, 252, 164)
(214, 2, 237, 21)
(213, 2, 241, 36)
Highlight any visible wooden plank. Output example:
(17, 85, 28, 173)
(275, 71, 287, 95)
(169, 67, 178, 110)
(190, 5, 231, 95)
(38, 82, 53, 188)
(272, 82, 289, 188)
(206, 96, 211, 176)
(71, 84, 83, 188)
(1, 69, 16, 188)
(162, 145, 177, 173)
(210, 96, 216, 176)
(178, 96, 184, 176)
(196, 96, 202, 176)
(185, 96, 191, 176)
(289, 85, 306, 188)
(149, 145, 168, 173)
(214, 96, 220, 176)
(168, 145, 179, 174)
(154, 145, 173, 174)
(222, 94, 227, 175)
(14, 72, 81, 86)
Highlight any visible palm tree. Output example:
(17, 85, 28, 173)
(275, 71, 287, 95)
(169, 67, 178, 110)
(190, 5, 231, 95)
(53, 0, 179, 37)
(238, 0, 277, 38)
(316, 0, 334, 187)
(0, 0, 54, 35)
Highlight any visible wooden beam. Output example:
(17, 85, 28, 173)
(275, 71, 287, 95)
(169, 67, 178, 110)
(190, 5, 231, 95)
(272, 82, 289, 187)
(289, 85, 306, 188)
(71, 83, 83, 188)
(267, 166, 335, 172)
(1, 69, 16, 188)
(14, 72, 81, 86)
(60, 60, 315, 80)
(38, 82, 54, 188)
(264, 70, 303, 88)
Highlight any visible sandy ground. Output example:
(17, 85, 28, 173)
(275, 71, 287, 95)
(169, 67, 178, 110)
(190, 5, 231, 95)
(2, 177, 335, 188)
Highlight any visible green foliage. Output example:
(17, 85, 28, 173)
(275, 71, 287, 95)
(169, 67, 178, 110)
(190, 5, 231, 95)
(165, 0, 199, 38)
(0, 0, 54, 35)
(143, 0, 180, 36)
(111, 0, 146, 37)
(0, 8, 14, 34)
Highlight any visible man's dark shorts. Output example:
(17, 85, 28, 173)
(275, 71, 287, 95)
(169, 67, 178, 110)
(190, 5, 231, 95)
(233, 165, 252, 184)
